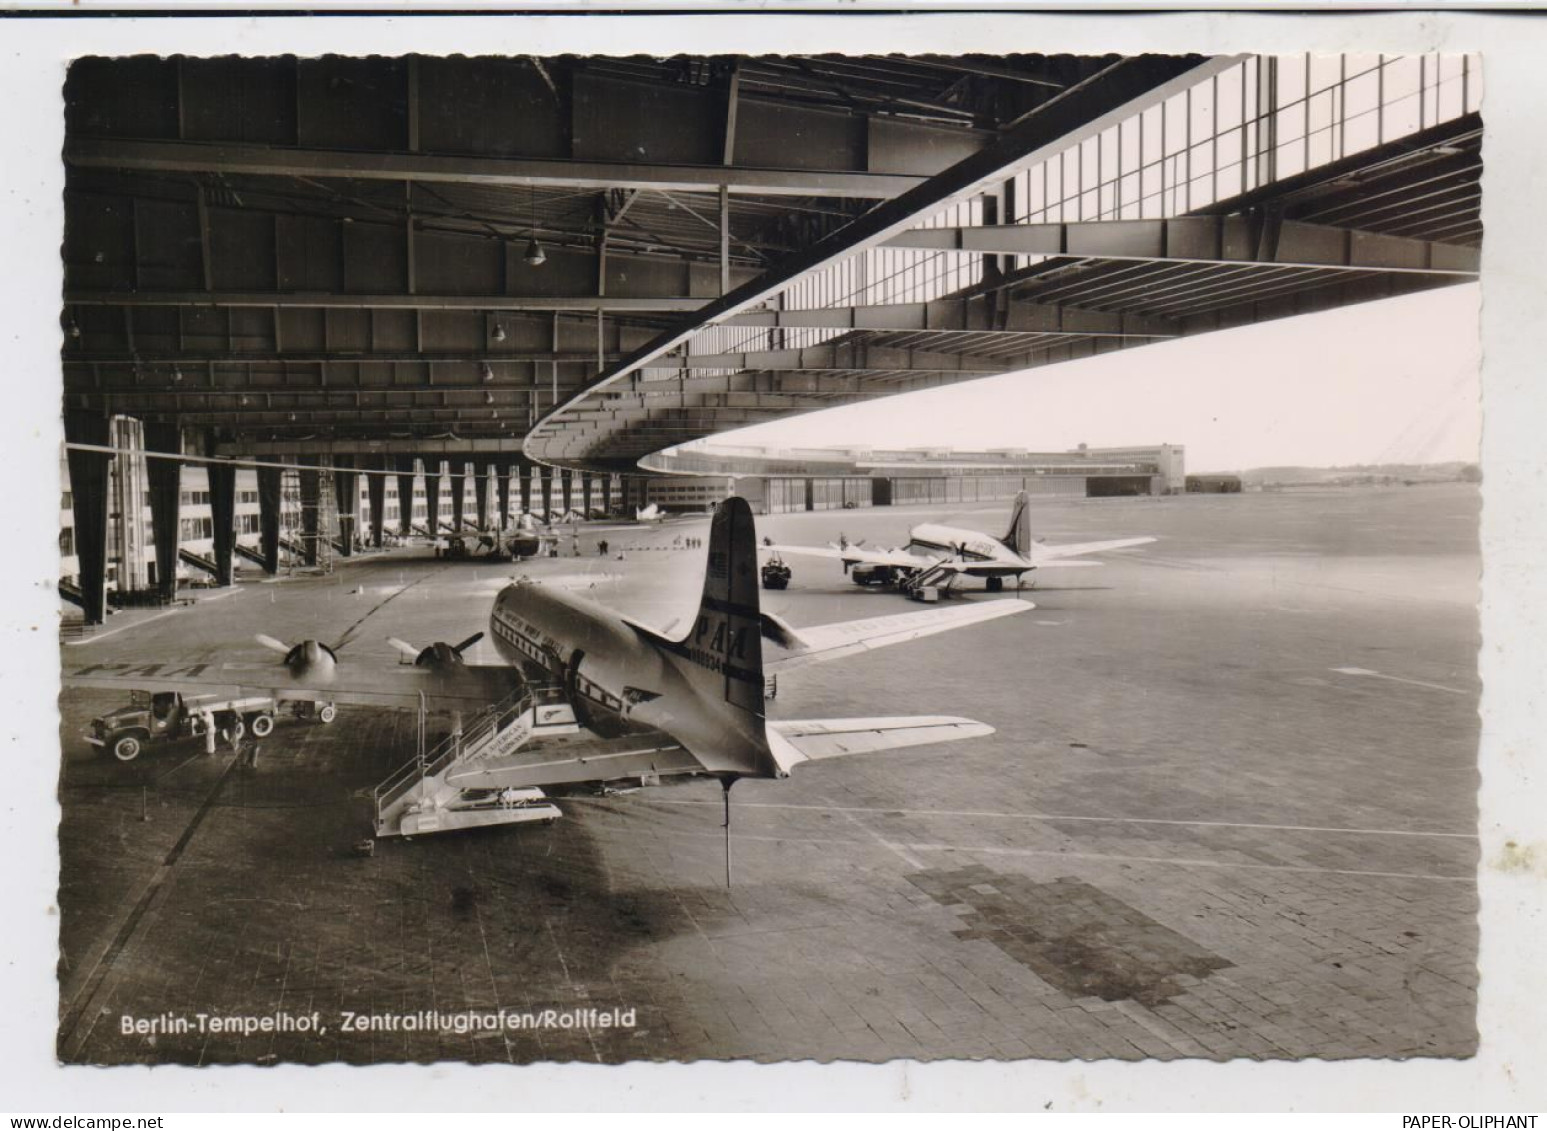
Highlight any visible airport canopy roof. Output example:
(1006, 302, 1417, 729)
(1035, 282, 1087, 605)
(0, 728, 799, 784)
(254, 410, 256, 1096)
(62, 53, 1481, 473)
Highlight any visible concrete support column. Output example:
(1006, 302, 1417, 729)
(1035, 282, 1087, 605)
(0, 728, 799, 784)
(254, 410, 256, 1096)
(496, 462, 511, 530)
(257, 465, 282, 573)
(207, 460, 236, 585)
(64, 411, 111, 626)
(517, 460, 533, 516)
(600, 474, 613, 515)
(142, 422, 182, 600)
(298, 457, 321, 566)
(422, 458, 442, 534)
(532, 467, 550, 519)
(560, 468, 573, 515)
(394, 456, 416, 536)
(581, 473, 593, 518)
(367, 458, 388, 548)
(449, 459, 466, 531)
(472, 459, 490, 530)
(332, 456, 357, 556)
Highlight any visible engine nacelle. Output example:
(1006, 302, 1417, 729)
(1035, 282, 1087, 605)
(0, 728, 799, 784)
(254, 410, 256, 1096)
(283, 639, 338, 678)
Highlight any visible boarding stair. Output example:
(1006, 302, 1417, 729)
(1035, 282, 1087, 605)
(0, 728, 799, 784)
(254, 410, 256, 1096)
(233, 541, 269, 569)
(899, 558, 960, 602)
(178, 547, 219, 577)
(372, 686, 580, 838)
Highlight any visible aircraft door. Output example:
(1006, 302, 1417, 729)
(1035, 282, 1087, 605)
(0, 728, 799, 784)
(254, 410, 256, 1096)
(563, 649, 591, 727)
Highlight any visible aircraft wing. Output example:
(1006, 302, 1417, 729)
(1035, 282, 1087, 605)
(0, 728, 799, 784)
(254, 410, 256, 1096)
(762, 543, 919, 569)
(768, 716, 993, 761)
(764, 599, 1030, 673)
(444, 730, 703, 791)
(1032, 536, 1156, 561)
(63, 655, 521, 711)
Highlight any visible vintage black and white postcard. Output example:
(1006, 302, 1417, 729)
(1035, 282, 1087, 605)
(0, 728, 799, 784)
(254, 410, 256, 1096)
(4, 3, 1543, 1116)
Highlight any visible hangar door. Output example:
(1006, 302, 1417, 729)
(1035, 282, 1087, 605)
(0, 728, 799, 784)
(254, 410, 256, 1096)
(1086, 476, 1154, 498)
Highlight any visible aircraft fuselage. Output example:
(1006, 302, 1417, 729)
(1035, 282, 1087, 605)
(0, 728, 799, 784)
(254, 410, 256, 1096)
(904, 523, 1030, 576)
(486, 582, 773, 777)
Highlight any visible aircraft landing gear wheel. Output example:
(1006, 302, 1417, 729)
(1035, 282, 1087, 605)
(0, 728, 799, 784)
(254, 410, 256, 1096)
(112, 734, 143, 762)
(317, 703, 337, 725)
(250, 713, 275, 738)
(986, 576, 1004, 593)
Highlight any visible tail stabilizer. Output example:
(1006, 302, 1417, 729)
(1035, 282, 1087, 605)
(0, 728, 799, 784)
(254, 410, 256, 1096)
(667, 496, 766, 718)
(620, 497, 777, 779)
(769, 716, 995, 768)
(1001, 490, 1032, 556)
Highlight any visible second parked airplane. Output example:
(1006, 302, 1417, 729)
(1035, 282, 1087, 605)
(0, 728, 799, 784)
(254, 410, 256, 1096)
(763, 491, 1156, 598)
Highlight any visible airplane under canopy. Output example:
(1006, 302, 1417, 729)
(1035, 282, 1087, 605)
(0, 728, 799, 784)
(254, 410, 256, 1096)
(763, 491, 1156, 598)
(505, 511, 554, 559)
(429, 511, 553, 561)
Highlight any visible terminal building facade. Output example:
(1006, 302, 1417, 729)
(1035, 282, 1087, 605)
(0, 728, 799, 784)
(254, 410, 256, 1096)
(634, 442, 1185, 513)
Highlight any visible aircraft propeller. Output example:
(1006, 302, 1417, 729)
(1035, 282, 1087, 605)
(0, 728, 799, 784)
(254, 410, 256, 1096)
(387, 631, 485, 668)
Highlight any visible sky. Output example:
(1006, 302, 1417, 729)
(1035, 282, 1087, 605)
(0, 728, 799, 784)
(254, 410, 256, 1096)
(714, 283, 1481, 473)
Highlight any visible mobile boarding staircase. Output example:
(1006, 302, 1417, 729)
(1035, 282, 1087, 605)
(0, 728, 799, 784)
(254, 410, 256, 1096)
(899, 559, 960, 602)
(178, 547, 220, 577)
(373, 686, 580, 838)
(233, 542, 269, 569)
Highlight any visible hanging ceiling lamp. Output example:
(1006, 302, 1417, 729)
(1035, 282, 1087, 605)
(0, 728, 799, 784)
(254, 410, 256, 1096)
(523, 184, 546, 266)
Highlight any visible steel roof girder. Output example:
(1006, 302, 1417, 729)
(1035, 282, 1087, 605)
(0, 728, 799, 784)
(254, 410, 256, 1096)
(65, 137, 928, 200)
(645, 342, 1006, 374)
(65, 291, 706, 314)
(884, 215, 1479, 276)
(721, 297, 1176, 340)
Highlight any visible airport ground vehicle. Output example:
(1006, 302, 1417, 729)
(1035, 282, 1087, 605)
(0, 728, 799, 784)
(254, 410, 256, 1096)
(436, 536, 471, 560)
(761, 557, 792, 590)
(85, 689, 335, 762)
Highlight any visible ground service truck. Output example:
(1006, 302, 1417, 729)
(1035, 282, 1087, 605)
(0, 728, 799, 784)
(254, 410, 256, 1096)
(86, 690, 336, 761)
